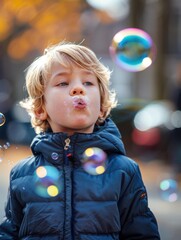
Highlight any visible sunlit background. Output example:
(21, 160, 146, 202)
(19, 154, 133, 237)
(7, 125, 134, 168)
(0, 0, 181, 239)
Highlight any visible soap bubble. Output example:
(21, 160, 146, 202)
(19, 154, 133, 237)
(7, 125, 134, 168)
(0, 146, 4, 163)
(3, 142, 10, 149)
(0, 142, 11, 163)
(81, 147, 107, 175)
(0, 112, 6, 126)
(34, 166, 62, 198)
(109, 28, 156, 72)
(159, 179, 178, 202)
(51, 152, 59, 161)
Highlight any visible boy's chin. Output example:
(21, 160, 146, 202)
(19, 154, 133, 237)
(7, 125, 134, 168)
(70, 121, 95, 134)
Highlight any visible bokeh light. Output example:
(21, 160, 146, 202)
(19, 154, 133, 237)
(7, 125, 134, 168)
(171, 110, 181, 128)
(81, 147, 107, 175)
(86, 0, 129, 20)
(109, 28, 156, 72)
(159, 179, 178, 202)
(134, 101, 171, 131)
(132, 128, 161, 147)
(34, 166, 62, 198)
(0, 112, 6, 127)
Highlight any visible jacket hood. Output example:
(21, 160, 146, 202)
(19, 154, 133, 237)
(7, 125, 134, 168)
(31, 118, 126, 166)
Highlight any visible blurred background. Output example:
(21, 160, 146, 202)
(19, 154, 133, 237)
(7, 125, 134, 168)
(0, 0, 181, 239)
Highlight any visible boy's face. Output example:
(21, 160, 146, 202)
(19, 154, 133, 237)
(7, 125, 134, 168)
(36, 62, 103, 134)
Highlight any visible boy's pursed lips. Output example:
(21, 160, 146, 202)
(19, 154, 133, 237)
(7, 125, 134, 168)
(72, 96, 88, 109)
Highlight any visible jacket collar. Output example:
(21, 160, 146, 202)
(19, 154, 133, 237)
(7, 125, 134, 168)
(30, 118, 126, 165)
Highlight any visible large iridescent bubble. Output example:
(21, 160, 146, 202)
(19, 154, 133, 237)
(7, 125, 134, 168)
(109, 28, 156, 72)
(81, 147, 107, 175)
(0, 112, 6, 126)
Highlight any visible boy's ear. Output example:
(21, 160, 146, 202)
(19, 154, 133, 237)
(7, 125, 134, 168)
(35, 107, 47, 120)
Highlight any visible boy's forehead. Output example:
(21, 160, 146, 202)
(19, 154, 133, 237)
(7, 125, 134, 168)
(48, 61, 96, 79)
(50, 60, 94, 74)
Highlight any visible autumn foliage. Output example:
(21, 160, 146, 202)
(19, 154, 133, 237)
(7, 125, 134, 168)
(0, 0, 85, 59)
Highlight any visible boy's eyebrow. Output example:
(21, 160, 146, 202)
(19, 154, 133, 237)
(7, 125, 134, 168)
(51, 70, 70, 79)
(51, 69, 94, 79)
(80, 69, 94, 74)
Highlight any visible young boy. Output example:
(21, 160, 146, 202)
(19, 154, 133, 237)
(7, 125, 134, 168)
(0, 42, 160, 239)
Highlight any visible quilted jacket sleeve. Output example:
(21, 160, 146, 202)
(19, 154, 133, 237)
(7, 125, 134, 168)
(0, 193, 19, 239)
(0, 170, 21, 240)
(119, 161, 160, 240)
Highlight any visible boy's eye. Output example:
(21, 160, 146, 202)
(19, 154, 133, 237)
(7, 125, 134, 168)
(57, 82, 68, 86)
(84, 81, 93, 86)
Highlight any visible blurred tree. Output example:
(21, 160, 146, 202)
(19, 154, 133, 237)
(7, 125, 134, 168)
(129, 0, 146, 98)
(0, 0, 86, 60)
(129, 0, 171, 100)
(129, 0, 145, 27)
(154, 0, 171, 99)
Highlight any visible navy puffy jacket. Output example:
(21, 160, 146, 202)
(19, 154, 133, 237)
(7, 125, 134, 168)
(0, 118, 160, 239)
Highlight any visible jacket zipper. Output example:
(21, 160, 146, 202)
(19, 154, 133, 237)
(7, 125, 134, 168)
(63, 137, 74, 240)
(64, 138, 71, 150)
(64, 138, 71, 166)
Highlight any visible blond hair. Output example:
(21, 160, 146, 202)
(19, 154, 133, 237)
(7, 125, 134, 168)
(20, 42, 117, 133)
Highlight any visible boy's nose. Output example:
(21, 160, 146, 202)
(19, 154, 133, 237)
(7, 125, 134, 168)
(70, 86, 85, 96)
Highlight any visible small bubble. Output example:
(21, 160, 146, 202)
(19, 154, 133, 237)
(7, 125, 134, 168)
(0, 112, 6, 126)
(0, 142, 12, 164)
(159, 179, 178, 202)
(0, 145, 4, 163)
(34, 166, 62, 198)
(5, 142, 10, 148)
(51, 152, 59, 160)
(3, 142, 10, 149)
(81, 147, 107, 175)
